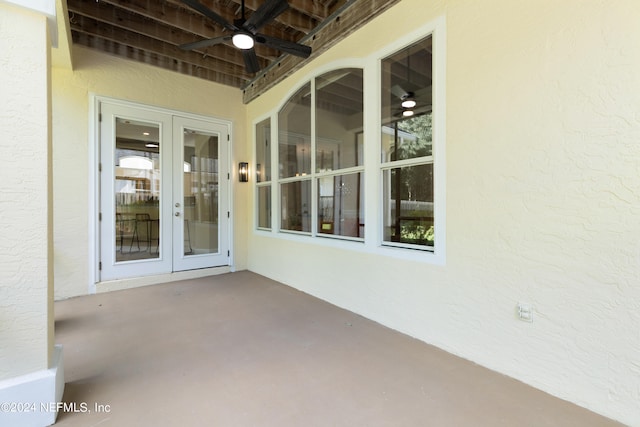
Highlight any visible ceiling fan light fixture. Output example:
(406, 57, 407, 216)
(232, 32, 254, 49)
(401, 97, 417, 109)
(179, 0, 311, 73)
(402, 109, 415, 117)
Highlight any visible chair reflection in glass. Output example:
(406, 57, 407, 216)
(132, 213, 159, 254)
(116, 213, 136, 253)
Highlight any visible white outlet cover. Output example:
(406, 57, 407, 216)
(517, 303, 533, 322)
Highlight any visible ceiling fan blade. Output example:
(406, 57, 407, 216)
(242, 48, 261, 73)
(256, 34, 311, 58)
(180, 0, 238, 32)
(391, 84, 409, 100)
(244, 0, 289, 33)
(179, 35, 231, 51)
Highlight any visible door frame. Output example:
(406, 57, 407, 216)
(89, 95, 235, 292)
(172, 115, 230, 272)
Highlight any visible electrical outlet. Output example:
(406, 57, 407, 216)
(517, 302, 533, 322)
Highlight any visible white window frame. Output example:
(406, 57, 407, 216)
(254, 115, 273, 232)
(252, 15, 446, 265)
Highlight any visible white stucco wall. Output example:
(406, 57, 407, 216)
(52, 46, 248, 299)
(0, 2, 52, 380)
(245, 0, 640, 424)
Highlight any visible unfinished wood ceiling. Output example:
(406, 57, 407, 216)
(66, 0, 401, 103)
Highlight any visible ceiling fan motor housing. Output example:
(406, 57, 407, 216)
(179, 0, 312, 73)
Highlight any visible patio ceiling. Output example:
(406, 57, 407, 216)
(66, 0, 401, 103)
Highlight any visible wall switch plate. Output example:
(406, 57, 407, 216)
(517, 302, 533, 322)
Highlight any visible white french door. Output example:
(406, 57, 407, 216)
(172, 116, 229, 271)
(99, 100, 230, 281)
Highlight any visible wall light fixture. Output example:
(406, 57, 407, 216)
(239, 162, 249, 182)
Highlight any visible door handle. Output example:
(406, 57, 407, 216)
(175, 212, 180, 217)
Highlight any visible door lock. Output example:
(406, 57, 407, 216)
(175, 202, 181, 208)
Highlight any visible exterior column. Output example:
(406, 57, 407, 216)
(0, 1, 63, 426)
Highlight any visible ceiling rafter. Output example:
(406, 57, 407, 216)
(87, 0, 219, 38)
(71, 14, 253, 80)
(166, 0, 316, 34)
(69, 0, 267, 70)
(73, 32, 246, 87)
(242, 0, 402, 103)
(65, 0, 402, 102)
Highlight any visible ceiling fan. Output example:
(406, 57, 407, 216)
(391, 85, 418, 117)
(179, 0, 312, 74)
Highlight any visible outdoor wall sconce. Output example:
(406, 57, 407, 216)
(239, 162, 249, 182)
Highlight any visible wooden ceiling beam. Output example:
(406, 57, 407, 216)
(72, 32, 246, 87)
(287, 0, 346, 21)
(242, 0, 402, 104)
(205, 0, 319, 33)
(68, 0, 218, 45)
(236, 0, 327, 22)
(85, 0, 220, 38)
(68, 0, 253, 70)
(67, 0, 393, 95)
(70, 15, 253, 83)
(71, 0, 288, 60)
(165, 0, 312, 39)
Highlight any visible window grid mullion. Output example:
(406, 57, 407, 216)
(270, 113, 278, 232)
(310, 77, 318, 237)
(380, 156, 433, 170)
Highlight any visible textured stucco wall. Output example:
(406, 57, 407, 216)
(0, 2, 52, 380)
(52, 46, 248, 299)
(245, 0, 640, 424)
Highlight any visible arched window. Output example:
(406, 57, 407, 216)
(255, 25, 442, 258)
(256, 68, 364, 240)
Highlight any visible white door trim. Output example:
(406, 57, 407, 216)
(172, 115, 230, 271)
(89, 95, 233, 290)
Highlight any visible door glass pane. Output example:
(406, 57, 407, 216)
(183, 129, 219, 256)
(115, 118, 160, 262)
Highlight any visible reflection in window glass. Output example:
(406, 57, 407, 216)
(183, 130, 219, 256)
(257, 186, 271, 229)
(317, 172, 364, 239)
(279, 83, 311, 178)
(381, 35, 433, 161)
(270, 67, 368, 242)
(255, 118, 271, 182)
(316, 69, 363, 172)
(382, 164, 434, 247)
(256, 117, 272, 230)
(280, 180, 311, 233)
(114, 118, 160, 262)
(381, 34, 434, 249)
(381, 113, 432, 162)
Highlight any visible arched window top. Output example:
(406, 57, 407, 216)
(277, 67, 364, 179)
(255, 17, 445, 261)
(278, 67, 364, 116)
